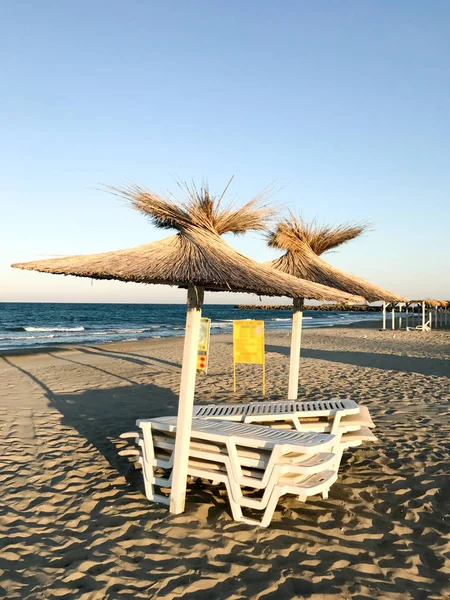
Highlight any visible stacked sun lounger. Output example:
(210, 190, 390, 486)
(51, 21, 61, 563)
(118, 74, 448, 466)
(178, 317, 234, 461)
(193, 399, 377, 467)
(121, 417, 339, 526)
(119, 400, 376, 526)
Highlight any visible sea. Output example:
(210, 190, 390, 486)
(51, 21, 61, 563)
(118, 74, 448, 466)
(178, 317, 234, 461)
(0, 303, 381, 352)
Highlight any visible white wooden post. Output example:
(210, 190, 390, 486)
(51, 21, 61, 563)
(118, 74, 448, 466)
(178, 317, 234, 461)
(405, 305, 409, 329)
(288, 297, 304, 400)
(422, 302, 425, 330)
(391, 307, 395, 330)
(169, 285, 204, 514)
(382, 302, 386, 330)
(398, 303, 403, 330)
(434, 307, 438, 329)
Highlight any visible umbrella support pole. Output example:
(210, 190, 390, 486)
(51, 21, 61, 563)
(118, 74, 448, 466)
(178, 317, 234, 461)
(169, 285, 204, 515)
(288, 298, 304, 400)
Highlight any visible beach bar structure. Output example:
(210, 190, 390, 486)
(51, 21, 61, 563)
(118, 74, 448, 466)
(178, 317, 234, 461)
(382, 299, 450, 331)
(266, 216, 406, 400)
(12, 183, 361, 515)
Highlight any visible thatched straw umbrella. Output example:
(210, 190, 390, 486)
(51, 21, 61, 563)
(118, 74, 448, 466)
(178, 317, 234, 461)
(266, 216, 407, 399)
(12, 184, 362, 515)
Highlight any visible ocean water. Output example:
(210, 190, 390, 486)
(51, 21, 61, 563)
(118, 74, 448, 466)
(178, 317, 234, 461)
(0, 303, 381, 352)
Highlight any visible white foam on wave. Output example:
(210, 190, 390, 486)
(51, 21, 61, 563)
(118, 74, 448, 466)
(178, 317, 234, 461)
(91, 328, 146, 336)
(116, 328, 147, 334)
(0, 334, 56, 340)
(25, 326, 83, 332)
(24, 326, 85, 332)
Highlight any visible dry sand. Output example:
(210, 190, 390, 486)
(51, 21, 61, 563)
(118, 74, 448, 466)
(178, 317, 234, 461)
(0, 324, 449, 599)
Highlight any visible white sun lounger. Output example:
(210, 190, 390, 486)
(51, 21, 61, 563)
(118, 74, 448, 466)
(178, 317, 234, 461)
(142, 416, 337, 452)
(146, 430, 336, 473)
(407, 320, 431, 332)
(137, 428, 336, 490)
(122, 417, 339, 526)
(191, 400, 377, 473)
(139, 417, 336, 488)
(137, 437, 337, 503)
(193, 399, 362, 435)
(138, 445, 337, 527)
(149, 414, 376, 481)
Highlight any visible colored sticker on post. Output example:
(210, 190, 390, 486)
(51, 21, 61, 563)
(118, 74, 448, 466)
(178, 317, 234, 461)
(197, 317, 211, 373)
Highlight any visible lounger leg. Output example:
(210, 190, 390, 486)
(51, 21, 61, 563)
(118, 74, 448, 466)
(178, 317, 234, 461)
(138, 423, 172, 505)
(330, 410, 344, 435)
(260, 489, 282, 528)
(222, 480, 244, 522)
(140, 453, 158, 501)
(225, 440, 244, 481)
(291, 416, 302, 431)
(222, 480, 262, 527)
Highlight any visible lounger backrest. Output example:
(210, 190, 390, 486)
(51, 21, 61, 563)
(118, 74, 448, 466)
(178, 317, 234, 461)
(138, 416, 335, 452)
(193, 399, 358, 420)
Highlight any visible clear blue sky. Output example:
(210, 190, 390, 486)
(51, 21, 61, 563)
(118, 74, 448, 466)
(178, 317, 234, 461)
(1, 0, 449, 303)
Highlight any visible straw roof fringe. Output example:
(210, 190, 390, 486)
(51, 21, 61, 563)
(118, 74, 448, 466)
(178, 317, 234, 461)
(267, 215, 407, 302)
(12, 184, 363, 302)
(108, 181, 275, 236)
(268, 216, 368, 256)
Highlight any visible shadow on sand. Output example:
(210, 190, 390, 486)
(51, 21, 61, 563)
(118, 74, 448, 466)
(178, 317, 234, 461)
(1, 355, 177, 476)
(266, 345, 450, 378)
(79, 345, 182, 370)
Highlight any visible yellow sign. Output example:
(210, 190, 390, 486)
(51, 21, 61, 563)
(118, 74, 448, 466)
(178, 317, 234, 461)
(233, 320, 265, 394)
(197, 317, 211, 373)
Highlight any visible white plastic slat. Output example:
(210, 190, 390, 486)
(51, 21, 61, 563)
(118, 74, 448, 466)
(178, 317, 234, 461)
(193, 399, 358, 421)
(139, 416, 334, 451)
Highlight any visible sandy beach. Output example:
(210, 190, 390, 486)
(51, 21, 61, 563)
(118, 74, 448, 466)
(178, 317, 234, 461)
(1, 324, 449, 599)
